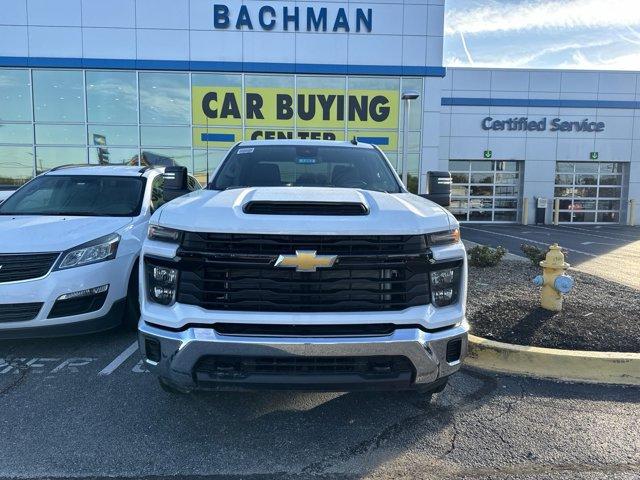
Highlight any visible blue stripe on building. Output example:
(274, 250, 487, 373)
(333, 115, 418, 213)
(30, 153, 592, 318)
(442, 97, 640, 110)
(201, 133, 236, 142)
(356, 136, 390, 145)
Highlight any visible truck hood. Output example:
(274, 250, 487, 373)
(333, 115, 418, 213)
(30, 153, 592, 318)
(156, 187, 453, 235)
(0, 215, 132, 253)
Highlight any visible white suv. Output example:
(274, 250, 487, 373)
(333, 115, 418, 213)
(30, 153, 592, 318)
(0, 165, 200, 338)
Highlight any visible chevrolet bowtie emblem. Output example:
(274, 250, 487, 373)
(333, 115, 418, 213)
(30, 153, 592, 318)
(274, 250, 337, 272)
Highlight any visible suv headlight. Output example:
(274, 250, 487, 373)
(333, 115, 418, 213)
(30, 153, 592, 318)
(145, 259, 178, 306)
(427, 229, 460, 246)
(148, 225, 182, 243)
(55, 234, 120, 270)
(430, 263, 462, 307)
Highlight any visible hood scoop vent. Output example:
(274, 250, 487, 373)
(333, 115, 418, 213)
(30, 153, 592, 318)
(243, 201, 369, 216)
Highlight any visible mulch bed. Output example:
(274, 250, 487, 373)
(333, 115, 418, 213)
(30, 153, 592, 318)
(467, 260, 640, 353)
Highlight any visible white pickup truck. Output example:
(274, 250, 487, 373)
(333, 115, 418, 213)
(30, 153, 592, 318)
(139, 140, 468, 397)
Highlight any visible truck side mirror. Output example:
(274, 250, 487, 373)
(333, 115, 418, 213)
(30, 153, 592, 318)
(419, 171, 452, 207)
(163, 166, 191, 202)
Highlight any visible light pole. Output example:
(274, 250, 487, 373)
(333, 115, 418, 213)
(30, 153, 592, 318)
(400, 91, 420, 189)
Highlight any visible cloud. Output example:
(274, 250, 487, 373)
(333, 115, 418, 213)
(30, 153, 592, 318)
(558, 50, 640, 69)
(445, 0, 640, 36)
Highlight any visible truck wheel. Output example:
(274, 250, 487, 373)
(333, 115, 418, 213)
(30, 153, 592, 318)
(158, 377, 189, 394)
(122, 262, 140, 331)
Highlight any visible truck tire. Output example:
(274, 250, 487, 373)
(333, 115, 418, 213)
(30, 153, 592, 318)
(122, 261, 140, 331)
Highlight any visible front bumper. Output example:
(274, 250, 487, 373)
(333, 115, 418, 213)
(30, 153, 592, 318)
(138, 320, 469, 392)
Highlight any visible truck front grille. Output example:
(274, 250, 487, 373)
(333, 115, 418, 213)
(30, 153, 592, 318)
(0, 253, 60, 283)
(0, 302, 43, 322)
(173, 233, 431, 312)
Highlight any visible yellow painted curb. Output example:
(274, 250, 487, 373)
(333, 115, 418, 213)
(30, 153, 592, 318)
(466, 334, 640, 386)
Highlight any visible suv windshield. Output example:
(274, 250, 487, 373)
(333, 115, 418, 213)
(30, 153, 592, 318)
(210, 145, 402, 193)
(0, 175, 146, 217)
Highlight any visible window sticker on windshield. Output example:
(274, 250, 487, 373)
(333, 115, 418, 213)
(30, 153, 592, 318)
(237, 147, 254, 154)
(297, 158, 317, 164)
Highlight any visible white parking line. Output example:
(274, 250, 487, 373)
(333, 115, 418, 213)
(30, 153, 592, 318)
(462, 226, 598, 258)
(529, 224, 636, 242)
(98, 342, 139, 376)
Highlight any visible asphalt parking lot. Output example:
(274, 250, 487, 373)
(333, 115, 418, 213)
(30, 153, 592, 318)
(461, 224, 640, 289)
(1, 328, 639, 479)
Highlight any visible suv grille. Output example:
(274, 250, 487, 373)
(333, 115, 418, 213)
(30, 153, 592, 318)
(0, 303, 43, 322)
(173, 233, 431, 312)
(0, 253, 60, 283)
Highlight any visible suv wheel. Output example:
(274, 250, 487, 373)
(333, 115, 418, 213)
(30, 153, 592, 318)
(122, 261, 140, 331)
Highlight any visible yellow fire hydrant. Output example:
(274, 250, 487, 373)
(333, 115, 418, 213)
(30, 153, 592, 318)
(532, 244, 574, 312)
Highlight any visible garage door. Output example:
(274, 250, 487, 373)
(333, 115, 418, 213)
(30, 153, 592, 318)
(449, 160, 521, 223)
(554, 162, 625, 223)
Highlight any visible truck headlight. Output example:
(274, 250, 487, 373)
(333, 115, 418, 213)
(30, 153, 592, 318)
(146, 261, 178, 305)
(430, 265, 461, 307)
(148, 225, 182, 243)
(427, 229, 460, 246)
(55, 234, 120, 270)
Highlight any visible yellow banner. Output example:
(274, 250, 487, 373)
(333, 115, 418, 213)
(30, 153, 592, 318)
(192, 86, 399, 130)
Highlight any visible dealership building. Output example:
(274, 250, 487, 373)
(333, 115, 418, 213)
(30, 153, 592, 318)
(0, 0, 639, 225)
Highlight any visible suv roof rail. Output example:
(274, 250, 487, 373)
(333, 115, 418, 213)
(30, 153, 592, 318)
(49, 164, 99, 172)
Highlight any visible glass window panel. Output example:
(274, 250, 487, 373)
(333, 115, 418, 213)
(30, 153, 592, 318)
(297, 75, 346, 90)
(348, 77, 399, 91)
(597, 200, 620, 211)
(449, 199, 468, 212)
(572, 211, 596, 222)
(453, 212, 468, 221)
(397, 131, 421, 152)
(0, 146, 33, 188)
(451, 172, 469, 184)
(88, 125, 138, 147)
(555, 174, 573, 185)
(35, 124, 85, 145)
(406, 173, 419, 194)
(494, 211, 517, 222)
(0, 70, 31, 121)
(89, 147, 139, 166)
(469, 198, 494, 209)
(139, 73, 190, 125)
(140, 148, 191, 171)
(598, 187, 621, 198)
(495, 173, 518, 184)
(192, 73, 242, 88)
(451, 185, 469, 196)
(470, 161, 492, 171)
(599, 174, 622, 186)
(496, 186, 518, 196)
(572, 199, 596, 210)
(194, 149, 227, 185)
(559, 211, 572, 222)
(385, 153, 398, 170)
(574, 187, 598, 198)
(495, 199, 518, 209)
(449, 160, 469, 171)
(469, 210, 492, 221)
(494, 161, 519, 172)
(406, 153, 419, 173)
(575, 174, 598, 185)
(35, 146, 86, 173)
(86, 71, 137, 124)
(141, 126, 191, 147)
(559, 199, 572, 209)
(597, 212, 619, 222)
(33, 70, 85, 122)
(556, 162, 574, 173)
(555, 187, 574, 197)
(0, 124, 32, 144)
(600, 163, 624, 174)
(470, 173, 493, 184)
(574, 163, 599, 173)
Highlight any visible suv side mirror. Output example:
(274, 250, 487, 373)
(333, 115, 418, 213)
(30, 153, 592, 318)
(163, 166, 191, 202)
(419, 171, 452, 207)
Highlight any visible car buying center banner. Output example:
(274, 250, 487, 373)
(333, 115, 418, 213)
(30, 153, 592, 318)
(192, 86, 400, 151)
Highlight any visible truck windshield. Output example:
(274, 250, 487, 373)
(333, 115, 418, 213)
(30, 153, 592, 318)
(210, 144, 402, 193)
(0, 175, 146, 217)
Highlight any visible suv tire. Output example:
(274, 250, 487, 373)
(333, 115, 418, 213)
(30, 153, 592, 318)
(122, 261, 140, 331)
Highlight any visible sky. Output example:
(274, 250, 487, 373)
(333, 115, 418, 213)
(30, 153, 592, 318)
(443, 0, 640, 70)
